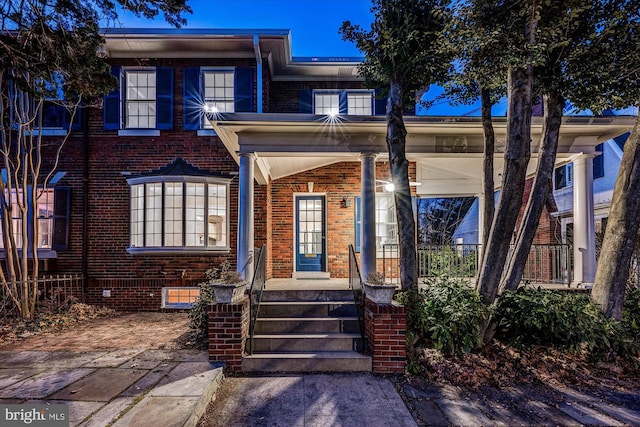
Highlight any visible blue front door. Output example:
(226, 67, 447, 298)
(295, 196, 326, 272)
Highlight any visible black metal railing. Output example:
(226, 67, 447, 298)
(248, 244, 266, 355)
(348, 244, 366, 351)
(383, 243, 573, 285)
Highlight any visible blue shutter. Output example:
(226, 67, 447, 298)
(53, 187, 70, 251)
(339, 92, 348, 115)
(235, 67, 253, 112)
(299, 89, 313, 113)
(183, 67, 201, 130)
(593, 143, 604, 179)
(156, 67, 173, 130)
(374, 89, 387, 116)
(103, 67, 121, 130)
(355, 196, 361, 252)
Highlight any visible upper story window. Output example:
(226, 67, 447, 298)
(104, 67, 173, 134)
(183, 67, 254, 132)
(555, 148, 604, 190)
(311, 90, 374, 116)
(314, 93, 340, 115)
(125, 70, 156, 129)
(126, 159, 231, 254)
(348, 93, 373, 115)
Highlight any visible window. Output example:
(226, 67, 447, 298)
(0, 187, 68, 252)
(311, 90, 374, 116)
(348, 93, 373, 115)
(314, 93, 339, 115)
(593, 143, 604, 179)
(104, 67, 173, 132)
(203, 71, 235, 113)
(554, 163, 573, 190)
(354, 193, 398, 256)
(125, 70, 156, 129)
(183, 67, 253, 131)
(128, 177, 230, 252)
(162, 287, 200, 309)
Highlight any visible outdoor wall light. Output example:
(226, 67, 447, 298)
(341, 197, 352, 208)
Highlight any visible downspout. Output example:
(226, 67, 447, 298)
(253, 34, 263, 113)
(81, 104, 89, 297)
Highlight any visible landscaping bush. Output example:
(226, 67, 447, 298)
(188, 268, 219, 346)
(495, 288, 639, 360)
(397, 278, 488, 357)
(623, 286, 640, 346)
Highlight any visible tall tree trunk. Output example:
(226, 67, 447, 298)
(501, 91, 565, 292)
(480, 86, 495, 255)
(387, 76, 417, 290)
(591, 99, 640, 320)
(476, 65, 533, 306)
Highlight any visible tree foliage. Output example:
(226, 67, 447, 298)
(0, 0, 190, 319)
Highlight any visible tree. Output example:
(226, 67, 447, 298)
(500, 1, 598, 293)
(341, 0, 454, 290)
(472, 0, 538, 308)
(574, 0, 640, 320)
(0, 0, 190, 319)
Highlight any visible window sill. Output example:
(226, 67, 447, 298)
(197, 129, 218, 136)
(29, 129, 69, 136)
(118, 129, 161, 137)
(127, 247, 230, 256)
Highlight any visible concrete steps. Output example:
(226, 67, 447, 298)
(243, 288, 371, 373)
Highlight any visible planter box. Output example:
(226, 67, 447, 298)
(212, 282, 247, 304)
(363, 283, 396, 304)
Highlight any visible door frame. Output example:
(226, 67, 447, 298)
(293, 192, 327, 273)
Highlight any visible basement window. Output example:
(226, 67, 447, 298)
(161, 287, 200, 309)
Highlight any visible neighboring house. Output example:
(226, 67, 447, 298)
(17, 28, 633, 309)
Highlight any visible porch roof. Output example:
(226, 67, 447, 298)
(211, 113, 635, 196)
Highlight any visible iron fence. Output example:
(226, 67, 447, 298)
(248, 244, 267, 355)
(348, 244, 366, 352)
(382, 243, 573, 285)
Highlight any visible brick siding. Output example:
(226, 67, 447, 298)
(208, 297, 249, 372)
(364, 298, 407, 373)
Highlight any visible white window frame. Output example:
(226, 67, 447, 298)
(0, 187, 55, 251)
(161, 286, 200, 309)
(201, 68, 235, 129)
(127, 176, 231, 254)
(314, 92, 340, 115)
(124, 68, 157, 130)
(347, 91, 373, 115)
(375, 192, 398, 257)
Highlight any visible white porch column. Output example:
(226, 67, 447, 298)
(476, 193, 485, 262)
(238, 152, 256, 281)
(572, 155, 596, 287)
(360, 153, 377, 280)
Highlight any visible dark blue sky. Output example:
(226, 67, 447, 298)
(116, 0, 373, 57)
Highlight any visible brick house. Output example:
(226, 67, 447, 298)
(28, 28, 633, 310)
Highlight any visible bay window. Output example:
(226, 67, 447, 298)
(128, 176, 230, 253)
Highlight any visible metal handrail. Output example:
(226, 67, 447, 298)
(348, 244, 366, 352)
(248, 244, 266, 355)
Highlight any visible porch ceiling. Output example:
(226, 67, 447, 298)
(211, 113, 635, 191)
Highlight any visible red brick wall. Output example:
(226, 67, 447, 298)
(208, 297, 249, 372)
(270, 161, 416, 278)
(516, 177, 562, 245)
(364, 298, 407, 373)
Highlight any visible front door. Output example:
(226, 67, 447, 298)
(295, 195, 326, 272)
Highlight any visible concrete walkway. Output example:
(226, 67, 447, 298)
(0, 349, 223, 426)
(198, 373, 416, 427)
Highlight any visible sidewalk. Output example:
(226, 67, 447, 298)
(0, 348, 223, 426)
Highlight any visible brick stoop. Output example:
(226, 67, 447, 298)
(242, 289, 372, 372)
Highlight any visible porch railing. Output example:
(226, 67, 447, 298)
(383, 243, 573, 285)
(248, 244, 267, 355)
(348, 244, 366, 351)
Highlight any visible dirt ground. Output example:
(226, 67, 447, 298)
(0, 312, 194, 352)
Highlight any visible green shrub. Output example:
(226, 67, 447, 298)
(495, 288, 639, 360)
(188, 265, 226, 346)
(397, 278, 488, 356)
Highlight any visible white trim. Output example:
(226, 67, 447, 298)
(292, 192, 328, 275)
(608, 138, 624, 160)
(118, 129, 160, 137)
